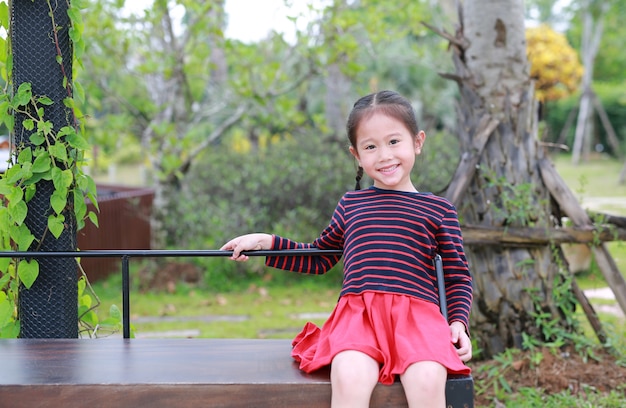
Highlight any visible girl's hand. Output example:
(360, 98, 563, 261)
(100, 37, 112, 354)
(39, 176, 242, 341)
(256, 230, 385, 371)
(220, 233, 273, 261)
(450, 321, 472, 362)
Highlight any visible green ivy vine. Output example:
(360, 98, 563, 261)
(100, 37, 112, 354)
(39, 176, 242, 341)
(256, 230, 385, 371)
(0, 0, 121, 338)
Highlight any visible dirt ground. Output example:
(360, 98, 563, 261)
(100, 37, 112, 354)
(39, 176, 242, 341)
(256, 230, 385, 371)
(471, 346, 626, 406)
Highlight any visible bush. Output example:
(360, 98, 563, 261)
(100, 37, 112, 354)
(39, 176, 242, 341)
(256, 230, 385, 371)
(543, 81, 626, 156)
(165, 129, 459, 288)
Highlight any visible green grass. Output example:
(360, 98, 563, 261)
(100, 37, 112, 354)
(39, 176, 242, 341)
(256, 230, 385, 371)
(550, 153, 626, 289)
(89, 270, 338, 339)
(551, 153, 626, 204)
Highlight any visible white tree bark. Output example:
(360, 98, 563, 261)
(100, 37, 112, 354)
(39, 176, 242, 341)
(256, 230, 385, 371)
(571, 1, 608, 164)
(463, 0, 529, 118)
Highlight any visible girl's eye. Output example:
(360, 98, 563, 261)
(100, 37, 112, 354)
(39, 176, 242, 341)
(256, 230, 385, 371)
(364, 144, 376, 150)
(389, 139, 400, 145)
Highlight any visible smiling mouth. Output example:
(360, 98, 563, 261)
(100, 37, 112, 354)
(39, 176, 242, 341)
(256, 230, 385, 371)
(379, 164, 399, 173)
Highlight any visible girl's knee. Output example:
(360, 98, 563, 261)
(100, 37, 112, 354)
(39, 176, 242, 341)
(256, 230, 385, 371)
(331, 350, 379, 385)
(400, 361, 447, 407)
(330, 350, 379, 406)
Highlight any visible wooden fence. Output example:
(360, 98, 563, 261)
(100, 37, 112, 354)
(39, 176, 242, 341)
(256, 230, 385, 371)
(77, 184, 154, 282)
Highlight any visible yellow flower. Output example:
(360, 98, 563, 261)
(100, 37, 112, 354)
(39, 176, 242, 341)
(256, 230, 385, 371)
(526, 25, 584, 102)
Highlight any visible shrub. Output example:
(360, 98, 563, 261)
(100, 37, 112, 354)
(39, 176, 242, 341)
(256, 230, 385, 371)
(165, 129, 459, 288)
(543, 81, 626, 156)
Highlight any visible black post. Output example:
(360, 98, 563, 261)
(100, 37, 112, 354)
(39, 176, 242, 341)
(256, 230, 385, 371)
(122, 256, 130, 339)
(12, 1, 78, 338)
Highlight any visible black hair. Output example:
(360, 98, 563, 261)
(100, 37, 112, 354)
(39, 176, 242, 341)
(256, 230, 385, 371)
(346, 90, 420, 190)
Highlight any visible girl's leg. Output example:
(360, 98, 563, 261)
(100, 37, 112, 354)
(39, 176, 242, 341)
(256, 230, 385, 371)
(330, 350, 379, 408)
(400, 361, 447, 408)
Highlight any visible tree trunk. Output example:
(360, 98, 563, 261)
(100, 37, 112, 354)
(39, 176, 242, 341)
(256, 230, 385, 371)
(447, 0, 574, 358)
(208, 1, 228, 88)
(571, 2, 608, 164)
(325, 63, 350, 140)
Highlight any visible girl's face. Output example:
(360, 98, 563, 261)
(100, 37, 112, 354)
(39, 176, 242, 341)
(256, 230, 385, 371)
(349, 112, 425, 192)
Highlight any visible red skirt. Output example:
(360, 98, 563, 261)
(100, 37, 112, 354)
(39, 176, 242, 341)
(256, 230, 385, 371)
(291, 292, 471, 385)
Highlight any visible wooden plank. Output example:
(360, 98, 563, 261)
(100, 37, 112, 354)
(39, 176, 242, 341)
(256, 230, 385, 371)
(445, 114, 499, 206)
(539, 157, 626, 316)
(0, 339, 409, 408)
(461, 224, 626, 246)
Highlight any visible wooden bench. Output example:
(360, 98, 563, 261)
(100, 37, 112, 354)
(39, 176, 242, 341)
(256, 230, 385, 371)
(0, 338, 473, 407)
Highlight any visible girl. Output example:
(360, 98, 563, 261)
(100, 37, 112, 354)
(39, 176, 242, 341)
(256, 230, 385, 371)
(221, 90, 472, 408)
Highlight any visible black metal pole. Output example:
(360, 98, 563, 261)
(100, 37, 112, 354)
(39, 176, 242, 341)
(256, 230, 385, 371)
(122, 255, 131, 339)
(0, 249, 344, 259)
(0, 249, 344, 338)
(434, 254, 448, 319)
(12, 0, 78, 338)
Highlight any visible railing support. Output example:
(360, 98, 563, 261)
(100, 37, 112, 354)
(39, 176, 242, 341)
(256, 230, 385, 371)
(0, 249, 343, 338)
(122, 255, 131, 339)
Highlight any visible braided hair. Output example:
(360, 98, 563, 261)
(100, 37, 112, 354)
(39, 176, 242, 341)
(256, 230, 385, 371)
(346, 90, 420, 190)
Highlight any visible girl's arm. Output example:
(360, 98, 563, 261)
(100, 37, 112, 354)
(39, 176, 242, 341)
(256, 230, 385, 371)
(223, 196, 346, 273)
(265, 234, 342, 275)
(221, 233, 273, 261)
(221, 233, 342, 274)
(437, 206, 473, 331)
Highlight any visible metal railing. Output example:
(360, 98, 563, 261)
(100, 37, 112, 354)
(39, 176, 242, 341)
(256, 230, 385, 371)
(1, 249, 344, 338)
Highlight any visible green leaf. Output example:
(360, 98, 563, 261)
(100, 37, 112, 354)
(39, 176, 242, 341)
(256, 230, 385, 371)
(62, 169, 74, 188)
(37, 120, 54, 136)
(0, 100, 10, 126)
(5, 185, 23, 203)
(74, 38, 85, 61)
(73, 81, 85, 105)
(72, 0, 88, 9)
(22, 119, 34, 131)
(88, 211, 99, 228)
(0, 320, 20, 339)
(0, 179, 12, 195)
(98, 317, 121, 328)
(4, 163, 28, 184)
(17, 147, 32, 164)
(9, 199, 27, 225)
(67, 6, 83, 25)
(0, 292, 12, 328)
(80, 310, 98, 327)
(29, 133, 45, 146)
(13, 82, 32, 107)
(48, 214, 65, 239)
(50, 190, 67, 215)
(31, 152, 51, 173)
(66, 132, 90, 150)
(50, 166, 62, 188)
(17, 259, 39, 289)
(77, 276, 86, 295)
(57, 126, 74, 138)
(109, 304, 121, 321)
(80, 294, 92, 309)
(74, 191, 87, 220)
(3, 113, 13, 133)
(13, 224, 35, 251)
(0, 258, 10, 274)
(49, 143, 68, 162)
(24, 184, 36, 202)
(37, 96, 54, 106)
(0, 2, 9, 30)
(76, 217, 85, 232)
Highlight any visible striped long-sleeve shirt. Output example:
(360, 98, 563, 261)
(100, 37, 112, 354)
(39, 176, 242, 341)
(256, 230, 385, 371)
(266, 187, 473, 328)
